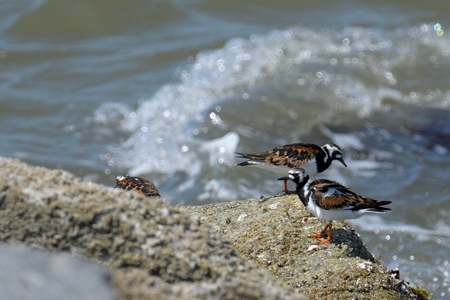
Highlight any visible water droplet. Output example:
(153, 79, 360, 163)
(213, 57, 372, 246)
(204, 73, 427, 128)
(288, 109, 297, 120)
(297, 79, 305, 86)
(163, 110, 171, 118)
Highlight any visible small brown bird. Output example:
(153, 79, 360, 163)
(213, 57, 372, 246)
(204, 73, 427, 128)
(280, 168, 391, 244)
(115, 175, 160, 197)
(236, 143, 347, 194)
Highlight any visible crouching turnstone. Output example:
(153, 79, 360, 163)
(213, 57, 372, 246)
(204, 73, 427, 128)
(115, 175, 160, 197)
(280, 168, 391, 244)
(236, 143, 347, 194)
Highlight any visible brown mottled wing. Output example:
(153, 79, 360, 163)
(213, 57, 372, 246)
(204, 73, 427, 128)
(237, 143, 321, 168)
(310, 179, 390, 211)
(136, 178, 160, 197)
(309, 179, 354, 210)
(116, 176, 160, 197)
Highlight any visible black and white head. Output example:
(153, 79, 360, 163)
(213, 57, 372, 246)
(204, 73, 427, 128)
(116, 175, 127, 182)
(322, 143, 347, 167)
(286, 168, 310, 186)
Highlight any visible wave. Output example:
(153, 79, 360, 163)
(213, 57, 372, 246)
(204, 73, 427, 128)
(351, 215, 450, 244)
(92, 24, 450, 201)
(0, 0, 45, 34)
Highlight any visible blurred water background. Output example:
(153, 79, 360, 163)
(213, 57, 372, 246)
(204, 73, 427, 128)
(1, 0, 450, 297)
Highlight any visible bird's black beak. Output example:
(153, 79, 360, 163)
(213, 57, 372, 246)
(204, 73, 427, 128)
(277, 176, 290, 181)
(339, 158, 347, 168)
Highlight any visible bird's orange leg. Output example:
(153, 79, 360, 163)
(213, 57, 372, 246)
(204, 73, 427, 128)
(318, 222, 333, 244)
(309, 222, 333, 244)
(283, 179, 296, 195)
(309, 223, 329, 238)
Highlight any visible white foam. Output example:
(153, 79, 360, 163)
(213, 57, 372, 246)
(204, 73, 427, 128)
(90, 103, 132, 127)
(199, 132, 240, 167)
(93, 24, 450, 202)
(319, 124, 365, 150)
(319, 125, 393, 177)
(350, 215, 450, 242)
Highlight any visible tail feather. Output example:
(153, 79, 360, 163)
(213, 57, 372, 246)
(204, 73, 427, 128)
(235, 161, 256, 167)
(352, 199, 392, 212)
(235, 152, 246, 158)
(366, 206, 391, 212)
(235, 152, 267, 167)
(235, 152, 266, 160)
(375, 200, 392, 206)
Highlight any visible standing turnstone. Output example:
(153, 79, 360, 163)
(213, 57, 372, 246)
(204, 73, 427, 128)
(280, 168, 391, 244)
(236, 143, 347, 194)
(115, 175, 160, 197)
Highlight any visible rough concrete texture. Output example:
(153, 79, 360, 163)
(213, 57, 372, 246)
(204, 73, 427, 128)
(0, 156, 427, 299)
(183, 196, 427, 300)
(0, 157, 305, 300)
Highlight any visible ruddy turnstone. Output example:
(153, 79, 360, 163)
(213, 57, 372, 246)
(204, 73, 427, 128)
(115, 175, 160, 197)
(280, 168, 391, 244)
(236, 143, 347, 194)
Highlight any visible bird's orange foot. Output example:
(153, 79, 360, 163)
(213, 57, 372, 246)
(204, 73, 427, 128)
(282, 179, 297, 195)
(318, 237, 332, 244)
(309, 232, 324, 239)
(284, 189, 297, 195)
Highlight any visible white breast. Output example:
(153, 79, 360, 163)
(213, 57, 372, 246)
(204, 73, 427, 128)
(306, 200, 385, 222)
(306, 200, 356, 221)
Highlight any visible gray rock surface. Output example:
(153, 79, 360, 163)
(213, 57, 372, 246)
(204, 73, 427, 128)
(184, 197, 426, 299)
(0, 244, 115, 300)
(0, 156, 306, 300)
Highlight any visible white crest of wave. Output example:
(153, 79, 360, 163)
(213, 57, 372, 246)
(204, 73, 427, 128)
(319, 125, 393, 177)
(350, 215, 450, 242)
(96, 29, 307, 176)
(93, 24, 450, 201)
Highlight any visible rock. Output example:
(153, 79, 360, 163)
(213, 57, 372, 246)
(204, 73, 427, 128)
(0, 244, 115, 300)
(0, 156, 426, 299)
(0, 157, 305, 300)
(183, 197, 424, 299)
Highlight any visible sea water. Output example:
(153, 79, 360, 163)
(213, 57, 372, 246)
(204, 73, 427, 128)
(1, 0, 449, 297)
